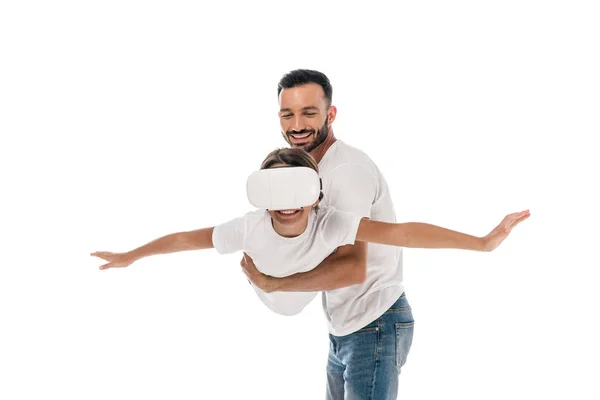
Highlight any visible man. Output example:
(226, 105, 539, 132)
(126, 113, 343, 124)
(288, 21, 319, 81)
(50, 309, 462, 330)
(242, 69, 411, 400)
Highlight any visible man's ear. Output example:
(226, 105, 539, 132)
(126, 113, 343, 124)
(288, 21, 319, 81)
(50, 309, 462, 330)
(327, 105, 337, 125)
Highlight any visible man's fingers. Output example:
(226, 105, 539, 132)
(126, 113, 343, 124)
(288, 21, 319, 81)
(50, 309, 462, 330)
(241, 252, 255, 267)
(241, 265, 253, 281)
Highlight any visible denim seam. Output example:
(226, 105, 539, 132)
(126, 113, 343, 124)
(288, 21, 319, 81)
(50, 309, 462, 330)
(394, 322, 415, 370)
(375, 318, 381, 361)
(369, 318, 383, 400)
(384, 307, 411, 314)
(354, 327, 379, 334)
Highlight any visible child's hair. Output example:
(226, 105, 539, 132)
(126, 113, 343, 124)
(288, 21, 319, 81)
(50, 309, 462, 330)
(260, 148, 324, 209)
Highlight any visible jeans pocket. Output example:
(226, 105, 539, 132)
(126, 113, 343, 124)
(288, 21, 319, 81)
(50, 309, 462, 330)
(353, 326, 379, 334)
(395, 321, 414, 370)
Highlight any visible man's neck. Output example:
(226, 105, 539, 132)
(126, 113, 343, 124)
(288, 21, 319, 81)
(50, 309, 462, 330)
(310, 131, 337, 164)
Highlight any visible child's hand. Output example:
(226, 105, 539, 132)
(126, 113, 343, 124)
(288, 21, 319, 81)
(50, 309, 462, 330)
(482, 210, 530, 252)
(90, 251, 135, 270)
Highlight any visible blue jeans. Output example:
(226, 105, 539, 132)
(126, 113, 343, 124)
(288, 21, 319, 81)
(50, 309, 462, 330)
(326, 293, 415, 400)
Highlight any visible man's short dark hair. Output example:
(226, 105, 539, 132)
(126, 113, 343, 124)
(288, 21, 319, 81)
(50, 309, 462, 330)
(277, 69, 333, 107)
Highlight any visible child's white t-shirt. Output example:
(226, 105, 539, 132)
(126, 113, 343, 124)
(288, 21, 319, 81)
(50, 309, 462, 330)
(211, 206, 361, 316)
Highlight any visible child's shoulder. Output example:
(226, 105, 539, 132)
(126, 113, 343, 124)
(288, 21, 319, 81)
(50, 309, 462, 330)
(243, 208, 269, 224)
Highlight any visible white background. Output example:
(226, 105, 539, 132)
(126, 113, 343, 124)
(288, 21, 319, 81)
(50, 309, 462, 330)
(1, 1, 599, 399)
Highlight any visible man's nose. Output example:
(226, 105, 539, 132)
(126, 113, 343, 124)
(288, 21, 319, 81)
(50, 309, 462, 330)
(291, 115, 305, 132)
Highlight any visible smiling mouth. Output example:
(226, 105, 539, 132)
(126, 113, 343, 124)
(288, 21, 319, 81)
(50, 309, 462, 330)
(276, 209, 301, 217)
(289, 132, 312, 141)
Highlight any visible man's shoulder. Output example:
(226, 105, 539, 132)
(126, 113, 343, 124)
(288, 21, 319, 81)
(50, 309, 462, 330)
(320, 140, 377, 173)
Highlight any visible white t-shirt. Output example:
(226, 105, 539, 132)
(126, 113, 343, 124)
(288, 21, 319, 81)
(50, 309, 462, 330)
(212, 206, 362, 316)
(317, 140, 404, 336)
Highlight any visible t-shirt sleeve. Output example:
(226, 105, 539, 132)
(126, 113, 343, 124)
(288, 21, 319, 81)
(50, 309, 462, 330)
(325, 164, 376, 218)
(212, 215, 247, 254)
(322, 209, 363, 248)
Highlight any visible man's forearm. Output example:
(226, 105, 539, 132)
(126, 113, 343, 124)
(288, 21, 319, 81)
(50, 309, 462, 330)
(269, 245, 366, 292)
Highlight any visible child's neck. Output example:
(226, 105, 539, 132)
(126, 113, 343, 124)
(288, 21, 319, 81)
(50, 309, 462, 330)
(272, 218, 309, 238)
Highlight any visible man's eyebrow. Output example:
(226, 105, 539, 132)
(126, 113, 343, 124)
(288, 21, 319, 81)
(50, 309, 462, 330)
(279, 106, 320, 113)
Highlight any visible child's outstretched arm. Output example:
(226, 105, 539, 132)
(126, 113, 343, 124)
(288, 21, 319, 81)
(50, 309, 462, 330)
(91, 227, 215, 270)
(355, 210, 530, 252)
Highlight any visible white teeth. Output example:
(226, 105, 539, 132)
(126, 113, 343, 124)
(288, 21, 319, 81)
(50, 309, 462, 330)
(279, 210, 298, 215)
(291, 132, 311, 139)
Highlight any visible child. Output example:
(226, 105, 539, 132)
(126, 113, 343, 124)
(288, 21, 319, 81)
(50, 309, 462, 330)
(91, 148, 530, 316)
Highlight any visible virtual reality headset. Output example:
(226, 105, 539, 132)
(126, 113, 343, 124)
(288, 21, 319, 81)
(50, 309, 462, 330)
(246, 167, 322, 210)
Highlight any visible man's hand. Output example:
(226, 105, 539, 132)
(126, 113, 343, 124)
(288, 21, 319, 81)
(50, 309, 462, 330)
(91, 251, 136, 270)
(240, 253, 278, 293)
(482, 209, 530, 252)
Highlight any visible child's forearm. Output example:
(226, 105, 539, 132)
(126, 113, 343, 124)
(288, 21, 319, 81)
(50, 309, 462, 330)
(357, 219, 485, 251)
(397, 222, 484, 251)
(126, 228, 215, 261)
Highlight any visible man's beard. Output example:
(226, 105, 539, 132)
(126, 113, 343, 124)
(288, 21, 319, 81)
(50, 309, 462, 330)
(284, 117, 329, 153)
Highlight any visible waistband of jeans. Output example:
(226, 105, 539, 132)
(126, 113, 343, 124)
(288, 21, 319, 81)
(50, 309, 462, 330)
(384, 292, 408, 313)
